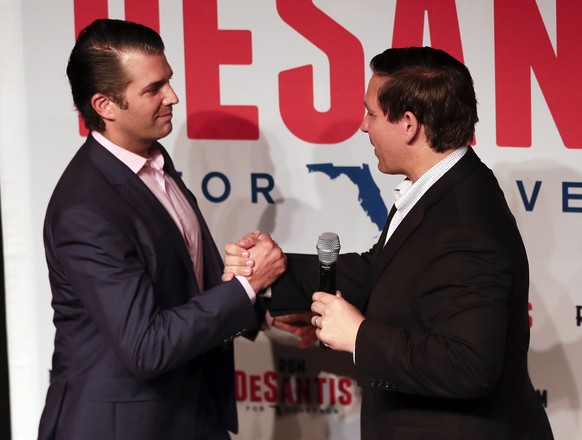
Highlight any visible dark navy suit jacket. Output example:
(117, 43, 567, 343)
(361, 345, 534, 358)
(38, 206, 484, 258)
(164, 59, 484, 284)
(271, 148, 553, 439)
(38, 135, 258, 439)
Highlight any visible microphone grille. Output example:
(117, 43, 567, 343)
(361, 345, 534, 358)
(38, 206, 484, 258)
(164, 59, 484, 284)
(316, 232, 341, 264)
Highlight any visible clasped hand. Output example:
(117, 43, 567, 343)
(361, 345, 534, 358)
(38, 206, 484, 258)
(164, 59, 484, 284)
(223, 231, 316, 347)
(223, 231, 364, 352)
(222, 231, 286, 293)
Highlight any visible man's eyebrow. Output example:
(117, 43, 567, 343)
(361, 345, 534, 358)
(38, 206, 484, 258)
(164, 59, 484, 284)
(144, 75, 171, 91)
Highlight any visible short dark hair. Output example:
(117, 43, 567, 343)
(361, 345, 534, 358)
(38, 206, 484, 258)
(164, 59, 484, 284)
(370, 47, 478, 152)
(66, 19, 165, 132)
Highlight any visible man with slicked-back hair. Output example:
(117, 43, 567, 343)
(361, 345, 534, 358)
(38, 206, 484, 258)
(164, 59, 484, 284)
(38, 19, 285, 440)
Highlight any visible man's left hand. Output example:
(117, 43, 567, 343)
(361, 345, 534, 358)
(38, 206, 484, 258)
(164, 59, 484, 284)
(311, 291, 365, 353)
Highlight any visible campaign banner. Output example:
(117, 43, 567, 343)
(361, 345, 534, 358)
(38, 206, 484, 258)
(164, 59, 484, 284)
(1, 0, 580, 438)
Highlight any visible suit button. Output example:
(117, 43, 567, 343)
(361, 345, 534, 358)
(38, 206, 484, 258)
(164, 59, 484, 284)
(369, 380, 376, 387)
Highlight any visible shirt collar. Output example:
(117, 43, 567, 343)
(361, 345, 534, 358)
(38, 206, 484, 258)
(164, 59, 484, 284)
(92, 131, 164, 174)
(394, 146, 468, 213)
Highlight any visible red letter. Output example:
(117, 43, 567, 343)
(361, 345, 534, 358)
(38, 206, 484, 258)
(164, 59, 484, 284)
(264, 371, 278, 403)
(73, 0, 107, 37)
(125, 0, 159, 31)
(73, 0, 109, 136)
(280, 377, 295, 404)
(249, 374, 261, 402)
(235, 370, 247, 400)
(338, 378, 353, 405)
(328, 377, 336, 405)
(295, 377, 312, 404)
(314, 377, 326, 405)
(277, 0, 364, 144)
(495, 0, 582, 148)
(183, 0, 258, 139)
(392, 0, 464, 62)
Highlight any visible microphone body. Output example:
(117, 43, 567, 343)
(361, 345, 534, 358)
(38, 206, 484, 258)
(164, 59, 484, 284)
(318, 263, 336, 294)
(316, 232, 341, 294)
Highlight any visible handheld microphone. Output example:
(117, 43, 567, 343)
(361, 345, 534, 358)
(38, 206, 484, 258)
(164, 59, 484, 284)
(316, 232, 341, 293)
(316, 232, 340, 349)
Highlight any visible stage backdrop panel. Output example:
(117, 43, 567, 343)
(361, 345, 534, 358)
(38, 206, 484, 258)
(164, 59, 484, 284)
(1, 0, 580, 439)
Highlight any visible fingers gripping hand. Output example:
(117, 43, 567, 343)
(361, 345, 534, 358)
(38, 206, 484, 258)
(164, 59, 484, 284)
(237, 230, 261, 249)
(222, 248, 254, 282)
(311, 291, 364, 353)
(222, 231, 262, 282)
(246, 234, 286, 292)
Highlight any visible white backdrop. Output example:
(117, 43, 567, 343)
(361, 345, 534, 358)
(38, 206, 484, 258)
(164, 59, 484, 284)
(1, 0, 581, 439)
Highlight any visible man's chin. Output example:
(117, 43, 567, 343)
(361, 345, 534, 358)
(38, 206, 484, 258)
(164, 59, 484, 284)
(157, 123, 173, 139)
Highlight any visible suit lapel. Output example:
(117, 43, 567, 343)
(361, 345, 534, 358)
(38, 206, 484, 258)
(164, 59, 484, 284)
(369, 203, 424, 288)
(85, 136, 198, 287)
(368, 205, 396, 274)
(368, 147, 482, 289)
(156, 144, 224, 290)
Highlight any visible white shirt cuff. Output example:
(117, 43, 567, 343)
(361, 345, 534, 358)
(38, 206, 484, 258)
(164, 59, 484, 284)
(235, 275, 256, 304)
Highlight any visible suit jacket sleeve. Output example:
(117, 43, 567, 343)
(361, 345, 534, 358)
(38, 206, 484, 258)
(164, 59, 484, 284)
(47, 203, 258, 381)
(269, 250, 373, 316)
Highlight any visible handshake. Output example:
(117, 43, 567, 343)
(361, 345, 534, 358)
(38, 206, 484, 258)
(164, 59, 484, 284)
(221, 230, 285, 293)
(221, 231, 365, 353)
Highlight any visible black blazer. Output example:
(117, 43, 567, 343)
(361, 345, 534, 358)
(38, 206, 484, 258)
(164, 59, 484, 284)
(38, 135, 259, 440)
(271, 148, 553, 439)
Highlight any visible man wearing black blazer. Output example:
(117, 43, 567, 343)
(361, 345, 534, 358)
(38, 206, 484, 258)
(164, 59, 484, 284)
(224, 47, 554, 439)
(38, 19, 285, 440)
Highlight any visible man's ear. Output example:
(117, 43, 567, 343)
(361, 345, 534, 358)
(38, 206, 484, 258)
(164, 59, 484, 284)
(401, 111, 421, 144)
(91, 93, 116, 122)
